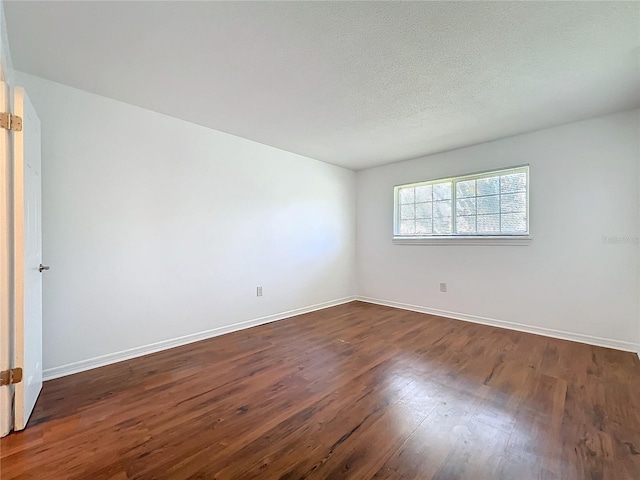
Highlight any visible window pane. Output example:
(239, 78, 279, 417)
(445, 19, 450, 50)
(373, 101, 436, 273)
(456, 180, 475, 198)
(477, 176, 499, 196)
(415, 185, 432, 203)
(500, 173, 526, 193)
(400, 220, 415, 234)
(400, 204, 415, 220)
(415, 219, 432, 234)
(433, 200, 451, 217)
(456, 198, 476, 216)
(394, 167, 527, 238)
(415, 202, 432, 219)
(456, 215, 476, 234)
(399, 187, 415, 204)
(477, 195, 500, 214)
(501, 192, 526, 213)
(433, 182, 452, 200)
(501, 213, 527, 232)
(433, 217, 452, 234)
(477, 214, 500, 233)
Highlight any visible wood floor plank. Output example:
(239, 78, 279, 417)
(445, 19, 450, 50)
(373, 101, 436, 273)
(1, 301, 639, 479)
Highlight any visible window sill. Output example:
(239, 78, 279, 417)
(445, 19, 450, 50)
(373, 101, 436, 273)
(392, 235, 532, 246)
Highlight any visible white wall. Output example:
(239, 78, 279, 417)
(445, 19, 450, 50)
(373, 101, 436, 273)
(10, 70, 640, 378)
(0, 0, 12, 84)
(0, 0, 13, 437)
(357, 110, 640, 351)
(14, 72, 356, 376)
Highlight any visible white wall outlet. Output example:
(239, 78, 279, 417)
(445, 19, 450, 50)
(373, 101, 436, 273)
(257, 286, 263, 297)
(440, 283, 447, 293)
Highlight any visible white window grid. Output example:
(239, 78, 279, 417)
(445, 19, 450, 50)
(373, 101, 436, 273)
(394, 165, 529, 237)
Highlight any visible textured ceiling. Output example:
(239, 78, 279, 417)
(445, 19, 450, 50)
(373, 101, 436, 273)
(5, 1, 640, 170)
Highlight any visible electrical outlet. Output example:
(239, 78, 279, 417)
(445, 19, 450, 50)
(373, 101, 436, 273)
(257, 286, 263, 297)
(440, 283, 447, 293)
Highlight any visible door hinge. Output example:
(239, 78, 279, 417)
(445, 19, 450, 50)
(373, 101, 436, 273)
(0, 112, 22, 132)
(0, 367, 23, 386)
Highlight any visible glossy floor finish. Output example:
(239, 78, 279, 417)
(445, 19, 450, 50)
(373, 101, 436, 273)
(1, 301, 639, 479)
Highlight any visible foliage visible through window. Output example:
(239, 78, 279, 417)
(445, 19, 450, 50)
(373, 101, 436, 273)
(394, 166, 529, 237)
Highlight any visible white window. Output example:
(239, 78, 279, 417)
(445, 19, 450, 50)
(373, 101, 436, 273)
(394, 166, 529, 240)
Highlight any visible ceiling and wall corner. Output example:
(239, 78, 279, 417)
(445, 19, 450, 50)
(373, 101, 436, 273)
(4, 1, 640, 170)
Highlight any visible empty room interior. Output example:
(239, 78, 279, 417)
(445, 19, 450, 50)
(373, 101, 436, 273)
(0, 1, 639, 479)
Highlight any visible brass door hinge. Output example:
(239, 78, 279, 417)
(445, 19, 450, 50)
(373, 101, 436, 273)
(0, 367, 23, 386)
(0, 112, 22, 132)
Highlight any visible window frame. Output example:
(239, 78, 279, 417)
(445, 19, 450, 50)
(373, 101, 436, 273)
(393, 165, 531, 245)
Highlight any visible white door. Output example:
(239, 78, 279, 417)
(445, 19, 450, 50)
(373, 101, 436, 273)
(13, 86, 43, 431)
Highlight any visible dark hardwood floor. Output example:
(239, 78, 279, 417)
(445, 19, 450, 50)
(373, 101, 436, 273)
(1, 301, 639, 479)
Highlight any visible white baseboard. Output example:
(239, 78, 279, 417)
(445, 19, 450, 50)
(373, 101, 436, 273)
(44, 295, 639, 380)
(43, 296, 356, 381)
(357, 296, 640, 353)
